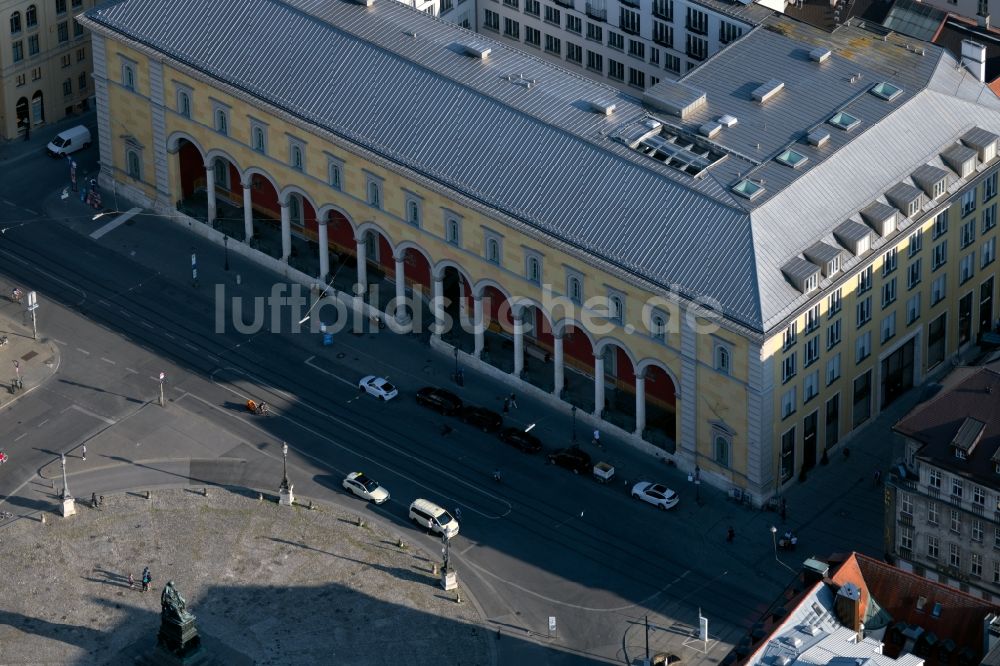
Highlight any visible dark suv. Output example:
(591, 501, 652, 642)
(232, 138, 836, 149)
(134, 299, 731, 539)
(459, 405, 503, 432)
(415, 387, 464, 415)
(499, 427, 543, 454)
(547, 446, 592, 474)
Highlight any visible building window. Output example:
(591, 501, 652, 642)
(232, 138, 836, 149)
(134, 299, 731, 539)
(804, 370, 819, 402)
(608, 31, 624, 49)
(927, 535, 939, 559)
(502, 17, 519, 39)
(933, 211, 950, 240)
(804, 304, 820, 333)
(290, 141, 304, 171)
(932, 241, 948, 270)
(366, 178, 382, 208)
(608, 59, 624, 81)
(783, 321, 797, 350)
(567, 272, 583, 304)
(983, 237, 997, 268)
(567, 42, 582, 64)
(566, 13, 580, 30)
(56, 0, 66, 13)
(177, 90, 191, 118)
(686, 33, 708, 61)
(251, 122, 267, 153)
(586, 50, 603, 73)
(714, 434, 730, 467)
(608, 293, 624, 324)
(62, 78, 71, 96)
(931, 275, 947, 305)
(984, 204, 997, 233)
(628, 39, 645, 60)
(855, 330, 871, 363)
(78, 72, 86, 90)
(121, 62, 136, 91)
(61, 53, 70, 68)
(781, 387, 797, 418)
(12, 40, 23, 62)
(126, 149, 141, 180)
(856, 296, 871, 327)
(586, 22, 603, 42)
(26, 5, 36, 27)
(828, 288, 842, 316)
(901, 492, 913, 514)
(962, 219, 977, 249)
(483, 9, 499, 30)
(485, 233, 502, 264)
(950, 543, 961, 568)
(719, 21, 743, 44)
(544, 34, 561, 55)
(714, 343, 731, 374)
(10, 11, 20, 34)
(503, 0, 518, 8)
(664, 53, 680, 73)
(525, 253, 542, 284)
(906, 293, 921, 325)
(972, 552, 983, 578)
(929, 468, 942, 489)
(782, 353, 797, 383)
(962, 189, 977, 217)
(908, 228, 923, 257)
(882, 278, 897, 307)
(73, 20, 82, 37)
(881, 312, 896, 343)
(57, 20, 67, 43)
(951, 509, 961, 533)
(882, 247, 898, 276)
(826, 353, 841, 385)
(405, 196, 422, 227)
(853, 370, 872, 427)
(780, 428, 795, 482)
(928, 501, 939, 524)
(28, 34, 38, 56)
(650, 311, 667, 341)
(446, 217, 461, 246)
(804, 336, 819, 366)
(960, 253, 975, 284)
(653, 21, 672, 47)
(900, 525, 913, 551)
(544, 4, 560, 24)
(652, 0, 673, 20)
(215, 108, 228, 135)
(857, 266, 873, 294)
(974, 519, 984, 542)
(525, 26, 540, 47)
(620, 8, 640, 34)
(985, 171, 998, 201)
(908, 258, 922, 290)
(628, 67, 645, 89)
(686, 6, 707, 33)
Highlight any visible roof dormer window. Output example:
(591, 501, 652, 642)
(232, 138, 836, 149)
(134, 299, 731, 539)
(870, 82, 902, 101)
(829, 111, 860, 131)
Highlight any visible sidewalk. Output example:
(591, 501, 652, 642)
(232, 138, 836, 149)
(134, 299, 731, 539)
(0, 111, 96, 166)
(0, 294, 60, 412)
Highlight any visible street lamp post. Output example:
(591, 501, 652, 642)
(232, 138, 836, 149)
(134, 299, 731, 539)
(770, 525, 796, 575)
(279, 441, 295, 506)
(60, 453, 76, 517)
(224, 235, 230, 272)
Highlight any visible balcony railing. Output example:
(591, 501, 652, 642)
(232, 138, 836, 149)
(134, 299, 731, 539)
(899, 512, 914, 526)
(585, 2, 606, 20)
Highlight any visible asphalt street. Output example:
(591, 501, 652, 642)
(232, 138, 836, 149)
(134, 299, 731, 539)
(0, 120, 898, 665)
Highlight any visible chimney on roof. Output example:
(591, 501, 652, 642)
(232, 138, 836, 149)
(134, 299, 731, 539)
(962, 39, 987, 83)
(835, 582, 863, 633)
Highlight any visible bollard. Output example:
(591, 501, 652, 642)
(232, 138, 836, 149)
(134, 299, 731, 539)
(432, 563, 439, 575)
(308, 500, 314, 510)
(456, 588, 462, 604)
(258, 492, 263, 502)
(397, 538, 405, 549)
(202, 487, 208, 497)
(40, 514, 46, 525)
(356, 516, 365, 528)
(145, 490, 151, 500)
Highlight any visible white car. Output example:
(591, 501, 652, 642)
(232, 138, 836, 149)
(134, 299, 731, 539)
(342, 472, 390, 504)
(631, 482, 679, 510)
(358, 375, 398, 401)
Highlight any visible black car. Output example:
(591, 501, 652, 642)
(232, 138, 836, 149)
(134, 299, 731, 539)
(547, 446, 592, 474)
(415, 386, 464, 415)
(499, 427, 543, 454)
(460, 405, 503, 432)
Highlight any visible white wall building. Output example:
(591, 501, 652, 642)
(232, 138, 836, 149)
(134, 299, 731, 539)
(403, 0, 476, 28)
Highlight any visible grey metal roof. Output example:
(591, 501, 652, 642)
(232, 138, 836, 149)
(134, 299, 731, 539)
(81, 0, 1000, 334)
(882, 0, 947, 43)
(962, 126, 1000, 151)
(942, 142, 978, 173)
(834, 220, 873, 245)
(911, 163, 949, 195)
(804, 242, 842, 265)
(782, 256, 821, 283)
(884, 182, 922, 212)
(860, 201, 898, 227)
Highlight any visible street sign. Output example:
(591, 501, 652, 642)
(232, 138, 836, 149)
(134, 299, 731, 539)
(699, 614, 708, 641)
(159, 372, 165, 382)
(27, 291, 37, 308)
(548, 616, 556, 633)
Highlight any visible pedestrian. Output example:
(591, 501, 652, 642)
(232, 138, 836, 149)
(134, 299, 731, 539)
(82, 445, 87, 461)
(592, 429, 601, 448)
(502, 398, 510, 414)
(873, 469, 882, 487)
(141, 567, 151, 593)
(91, 492, 98, 508)
(726, 526, 735, 543)
(509, 392, 518, 409)
(128, 573, 135, 589)
(455, 507, 462, 521)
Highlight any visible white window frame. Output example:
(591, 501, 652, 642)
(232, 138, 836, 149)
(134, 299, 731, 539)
(906, 293, 921, 325)
(607, 291, 626, 325)
(826, 352, 841, 385)
(484, 230, 503, 265)
(931, 275, 947, 305)
(781, 386, 797, 418)
(250, 118, 268, 154)
(288, 136, 306, 172)
(444, 211, 462, 247)
(175, 84, 192, 118)
(327, 155, 344, 191)
(855, 330, 871, 363)
(525, 250, 543, 285)
(983, 237, 997, 268)
(211, 101, 230, 136)
(566, 269, 584, 305)
(365, 173, 383, 209)
(881, 311, 896, 343)
(120, 57, 136, 91)
(804, 370, 819, 402)
(404, 192, 422, 228)
(714, 338, 732, 374)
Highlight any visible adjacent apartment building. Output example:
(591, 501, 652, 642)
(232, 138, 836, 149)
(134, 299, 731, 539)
(478, 0, 769, 90)
(0, 0, 97, 140)
(886, 365, 1000, 600)
(79, 0, 1000, 503)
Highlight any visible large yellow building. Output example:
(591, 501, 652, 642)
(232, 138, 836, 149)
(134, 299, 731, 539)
(79, 0, 1000, 503)
(0, 0, 97, 139)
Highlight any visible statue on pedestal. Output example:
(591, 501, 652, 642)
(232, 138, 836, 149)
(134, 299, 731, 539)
(161, 581, 193, 623)
(153, 580, 203, 663)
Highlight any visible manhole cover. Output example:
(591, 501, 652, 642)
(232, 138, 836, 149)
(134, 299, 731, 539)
(336, 352, 346, 359)
(20, 351, 37, 361)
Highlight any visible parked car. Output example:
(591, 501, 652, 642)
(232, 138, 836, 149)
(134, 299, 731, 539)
(547, 446, 592, 474)
(358, 375, 398, 401)
(631, 482, 679, 510)
(415, 386, 464, 414)
(409, 498, 459, 538)
(46, 125, 91, 157)
(342, 472, 390, 505)
(499, 427, 542, 453)
(459, 405, 503, 432)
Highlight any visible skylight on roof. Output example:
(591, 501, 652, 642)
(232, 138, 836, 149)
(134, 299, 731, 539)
(732, 179, 764, 200)
(829, 112, 860, 131)
(630, 125, 727, 177)
(870, 82, 902, 101)
(776, 149, 808, 169)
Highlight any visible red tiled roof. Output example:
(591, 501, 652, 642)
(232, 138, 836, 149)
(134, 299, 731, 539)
(833, 553, 1000, 662)
(990, 77, 1000, 98)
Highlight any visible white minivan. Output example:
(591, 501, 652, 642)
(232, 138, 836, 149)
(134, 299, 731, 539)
(408, 499, 459, 538)
(46, 125, 92, 157)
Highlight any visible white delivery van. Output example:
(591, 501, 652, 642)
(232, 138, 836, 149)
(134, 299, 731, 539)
(46, 125, 91, 157)
(409, 499, 459, 538)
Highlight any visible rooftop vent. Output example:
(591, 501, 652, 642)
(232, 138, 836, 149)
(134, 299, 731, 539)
(643, 81, 707, 119)
(628, 124, 728, 177)
(699, 122, 722, 138)
(587, 99, 617, 115)
(718, 114, 738, 128)
(354, 0, 375, 6)
(807, 129, 830, 147)
(751, 79, 784, 104)
(809, 47, 831, 63)
(504, 73, 538, 90)
(462, 43, 492, 59)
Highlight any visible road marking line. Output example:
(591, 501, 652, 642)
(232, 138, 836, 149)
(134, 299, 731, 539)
(90, 207, 142, 240)
(98, 298, 110, 307)
(119, 309, 132, 317)
(125, 367, 138, 374)
(164, 332, 175, 340)
(184, 343, 198, 351)
(53, 339, 67, 346)
(0, 247, 87, 306)
(14, 433, 26, 441)
(37, 419, 48, 427)
(76, 348, 90, 355)
(69, 404, 116, 426)
(101, 357, 116, 365)
(303, 356, 356, 388)
(24, 208, 38, 215)
(141, 321, 154, 329)
(1, 199, 12, 206)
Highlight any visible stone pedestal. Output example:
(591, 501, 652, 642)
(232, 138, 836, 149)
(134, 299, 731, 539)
(441, 567, 458, 591)
(279, 484, 294, 506)
(61, 496, 76, 517)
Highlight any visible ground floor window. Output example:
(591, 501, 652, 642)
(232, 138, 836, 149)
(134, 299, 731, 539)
(959, 292, 973, 346)
(780, 427, 795, 483)
(852, 370, 871, 429)
(825, 394, 839, 449)
(927, 313, 947, 368)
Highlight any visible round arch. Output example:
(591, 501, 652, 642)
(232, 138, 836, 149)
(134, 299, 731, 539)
(204, 148, 244, 173)
(594, 336, 639, 369)
(355, 220, 395, 247)
(433, 259, 474, 287)
(472, 277, 512, 301)
(278, 183, 319, 211)
(394, 240, 434, 266)
(553, 318, 597, 350)
(635, 357, 680, 393)
(165, 130, 205, 156)
(242, 166, 280, 192)
(316, 204, 356, 230)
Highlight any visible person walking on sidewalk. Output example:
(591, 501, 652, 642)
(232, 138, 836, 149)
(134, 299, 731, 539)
(592, 429, 601, 448)
(509, 392, 518, 409)
(726, 526, 735, 543)
(128, 573, 135, 590)
(81, 445, 87, 462)
(873, 469, 882, 487)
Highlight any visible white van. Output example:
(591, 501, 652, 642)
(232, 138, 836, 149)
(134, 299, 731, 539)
(408, 499, 459, 539)
(46, 125, 92, 157)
